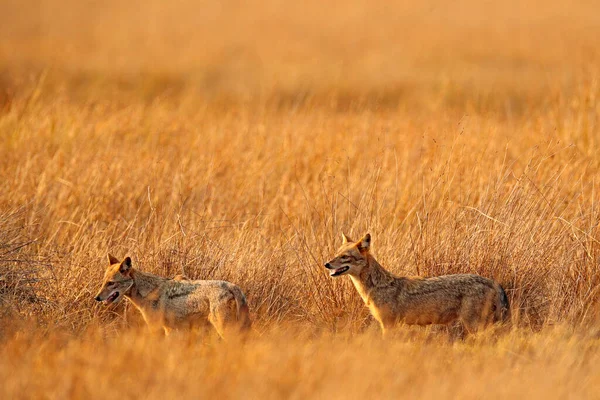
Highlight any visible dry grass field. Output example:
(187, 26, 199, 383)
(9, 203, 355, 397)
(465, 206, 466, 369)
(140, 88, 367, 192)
(1, 0, 600, 398)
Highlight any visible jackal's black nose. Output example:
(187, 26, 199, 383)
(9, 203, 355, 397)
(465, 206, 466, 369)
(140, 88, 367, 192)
(324, 262, 331, 269)
(95, 296, 101, 302)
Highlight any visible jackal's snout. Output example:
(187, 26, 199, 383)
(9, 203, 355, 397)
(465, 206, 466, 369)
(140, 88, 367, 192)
(324, 261, 348, 276)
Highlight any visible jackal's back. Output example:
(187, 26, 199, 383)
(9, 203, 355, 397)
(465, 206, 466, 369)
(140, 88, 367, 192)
(392, 273, 508, 328)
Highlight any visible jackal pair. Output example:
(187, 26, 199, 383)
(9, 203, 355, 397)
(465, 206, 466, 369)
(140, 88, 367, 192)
(96, 233, 509, 337)
(325, 233, 510, 335)
(95, 255, 250, 337)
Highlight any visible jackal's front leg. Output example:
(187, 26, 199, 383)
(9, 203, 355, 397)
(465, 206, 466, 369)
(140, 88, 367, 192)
(142, 314, 169, 336)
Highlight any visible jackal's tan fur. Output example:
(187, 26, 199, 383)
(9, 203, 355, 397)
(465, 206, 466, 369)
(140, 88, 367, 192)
(325, 233, 509, 335)
(95, 255, 251, 337)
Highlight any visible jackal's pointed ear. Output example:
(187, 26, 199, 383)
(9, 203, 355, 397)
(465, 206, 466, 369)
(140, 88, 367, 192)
(119, 257, 132, 274)
(357, 233, 371, 252)
(341, 233, 353, 244)
(108, 253, 120, 265)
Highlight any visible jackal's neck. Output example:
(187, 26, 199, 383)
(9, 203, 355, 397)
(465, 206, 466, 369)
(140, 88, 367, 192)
(349, 254, 395, 304)
(126, 269, 165, 307)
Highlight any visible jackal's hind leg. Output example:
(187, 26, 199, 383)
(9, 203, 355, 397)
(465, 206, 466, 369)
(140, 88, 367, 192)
(208, 306, 231, 339)
(460, 298, 486, 335)
(208, 298, 238, 339)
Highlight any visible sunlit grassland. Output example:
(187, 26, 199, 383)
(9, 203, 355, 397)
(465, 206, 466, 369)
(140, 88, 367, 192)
(1, 0, 600, 398)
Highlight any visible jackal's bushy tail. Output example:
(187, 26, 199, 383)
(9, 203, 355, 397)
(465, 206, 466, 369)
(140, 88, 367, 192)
(495, 284, 510, 323)
(230, 286, 251, 331)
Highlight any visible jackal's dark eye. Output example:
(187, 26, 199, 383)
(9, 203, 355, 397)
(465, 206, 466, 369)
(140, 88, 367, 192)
(107, 281, 116, 286)
(340, 256, 351, 262)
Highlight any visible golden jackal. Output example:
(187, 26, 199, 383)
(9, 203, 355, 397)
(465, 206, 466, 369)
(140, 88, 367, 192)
(325, 233, 510, 335)
(95, 254, 251, 337)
